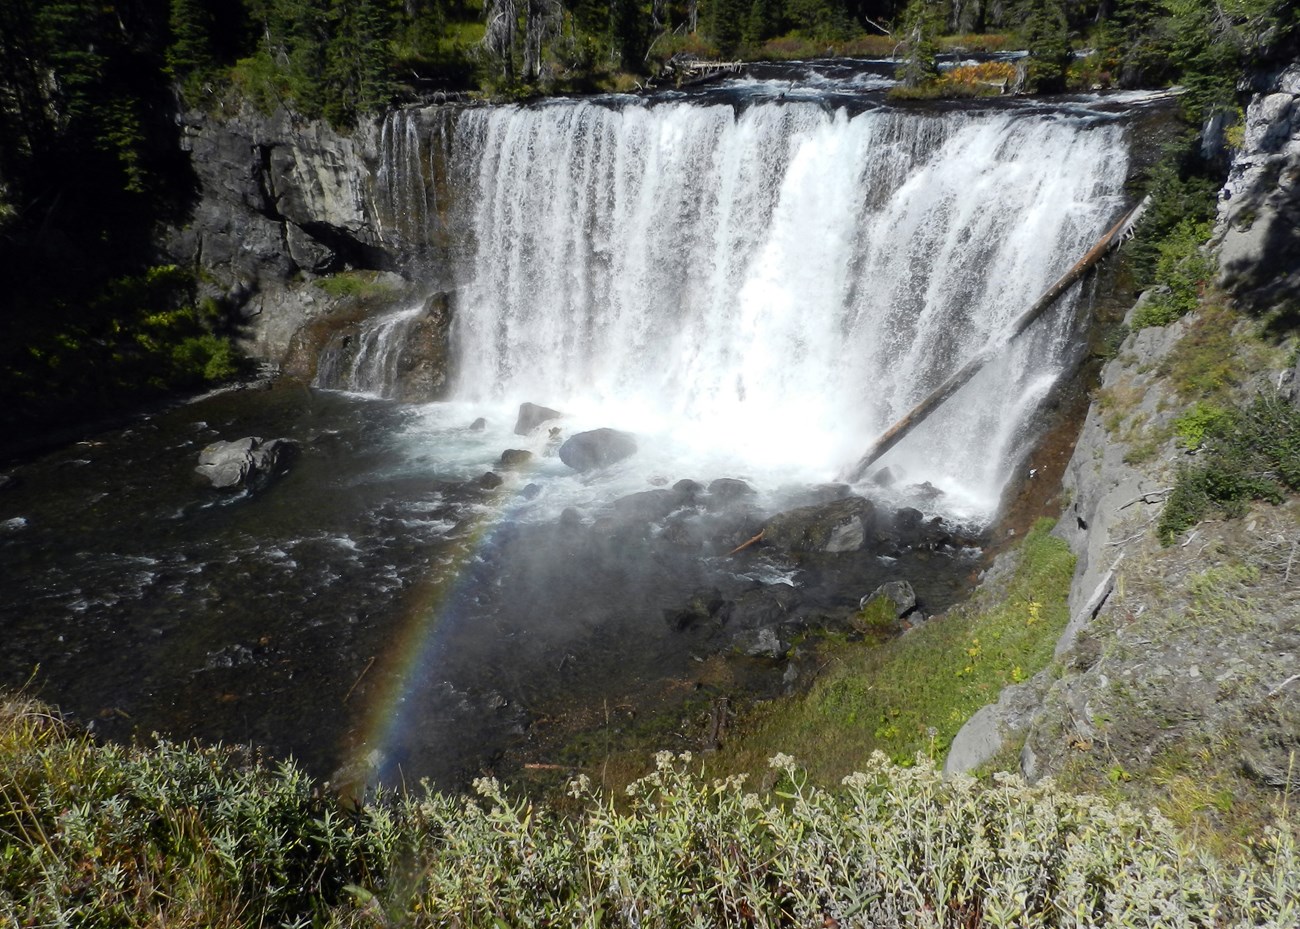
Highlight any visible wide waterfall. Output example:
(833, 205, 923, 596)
(368, 97, 1130, 519)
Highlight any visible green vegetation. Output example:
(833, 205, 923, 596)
(1159, 390, 1300, 542)
(710, 519, 1074, 785)
(3, 694, 1298, 927)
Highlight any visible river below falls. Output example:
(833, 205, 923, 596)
(0, 384, 985, 789)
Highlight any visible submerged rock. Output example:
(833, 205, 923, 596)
(196, 437, 297, 491)
(515, 402, 562, 435)
(558, 428, 637, 471)
(479, 471, 504, 489)
(469, 417, 487, 431)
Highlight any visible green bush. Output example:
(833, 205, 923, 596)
(1159, 391, 1300, 543)
(1131, 217, 1217, 329)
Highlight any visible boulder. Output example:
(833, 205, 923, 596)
(558, 428, 637, 471)
(515, 402, 562, 435)
(479, 471, 504, 489)
(469, 417, 487, 432)
(720, 584, 800, 630)
(499, 449, 533, 469)
(520, 483, 542, 500)
(196, 437, 297, 491)
(859, 580, 917, 617)
(664, 588, 724, 631)
(612, 488, 688, 523)
(764, 496, 877, 554)
(706, 478, 755, 505)
(673, 478, 704, 499)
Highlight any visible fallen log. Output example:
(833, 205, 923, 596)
(844, 196, 1150, 483)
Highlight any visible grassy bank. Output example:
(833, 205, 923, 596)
(2, 693, 1297, 927)
(707, 518, 1074, 788)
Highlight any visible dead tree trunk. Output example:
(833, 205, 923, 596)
(844, 196, 1150, 483)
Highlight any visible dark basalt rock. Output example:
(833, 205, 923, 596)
(664, 587, 725, 631)
(720, 584, 800, 629)
(515, 402, 562, 435)
(499, 449, 533, 469)
(479, 471, 504, 489)
(196, 437, 298, 491)
(764, 496, 878, 553)
(558, 428, 637, 471)
(706, 478, 756, 505)
(612, 488, 690, 523)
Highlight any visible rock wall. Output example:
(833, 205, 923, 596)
(945, 62, 1300, 783)
(166, 105, 431, 364)
(1218, 63, 1300, 315)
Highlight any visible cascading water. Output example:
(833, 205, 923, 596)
(381, 97, 1130, 519)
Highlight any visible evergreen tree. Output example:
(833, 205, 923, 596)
(168, 0, 219, 101)
(610, 0, 647, 69)
(1017, 0, 1070, 91)
(896, 0, 941, 88)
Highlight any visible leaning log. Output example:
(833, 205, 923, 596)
(844, 196, 1150, 483)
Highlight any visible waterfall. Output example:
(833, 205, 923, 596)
(374, 97, 1131, 518)
(314, 306, 429, 397)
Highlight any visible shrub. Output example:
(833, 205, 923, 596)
(5, 703, 1299, 929)
(1159, 390, 1300, 543)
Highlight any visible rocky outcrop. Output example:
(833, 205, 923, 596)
(166, 105, 437, 365)
(1217, 63, 1300, 312)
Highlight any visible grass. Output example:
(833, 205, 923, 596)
(707, 518, 1075, 787)
(313, 270, 400, 301)
(3, 693, 1298, 928)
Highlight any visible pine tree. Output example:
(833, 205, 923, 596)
(168, 0, 218, 100)
(896, 0, 941, 88)
(1017, 0, 1069, 92)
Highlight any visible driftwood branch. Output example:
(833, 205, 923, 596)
(844, 196, 1151, 483)
(727, 529, 765, 556)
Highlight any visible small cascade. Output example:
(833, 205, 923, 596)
(314, 306, 430, 398)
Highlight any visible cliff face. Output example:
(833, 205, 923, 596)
(166, 106, 424, 363)
(946, 64, 1300, 803)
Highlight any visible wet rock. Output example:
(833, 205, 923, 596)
(908, 481, 944, 502)
(515, 402, 562, 435)
(859, 579, 917, 617)
(661, 513, 707, 549)
(479, 471, 504, 489)
(721, 584, 800, 630)
(520, 483, 542, 500)
(559, 506, 583, 528)
(733, 626, 788, 659)
(469, 417, 487, 431)
(664, 587, 724, 631)
(870, 467, 897, 487)
(499, 449, 533, 469)
(2, 516, 28, 534)
(706, 478, 755, 505)
(558, 428, 637, 471)
(196, 437, 298, 491)
(764, 496, 878, 554)
(0, 474, 15, 491)
(673, 478, 704, 499)
(612, 488, 689, 523)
